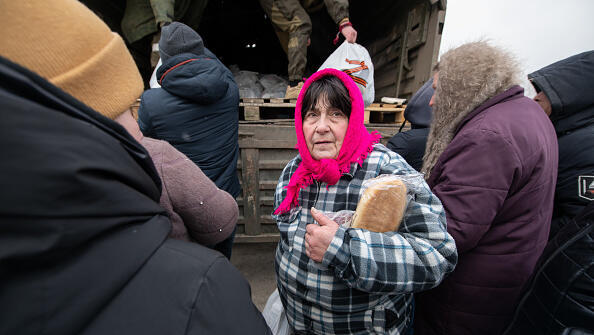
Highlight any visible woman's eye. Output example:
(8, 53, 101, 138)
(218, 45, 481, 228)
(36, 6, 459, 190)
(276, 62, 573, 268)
(305, 111, 318, 118)
(331, 111, 345, 117)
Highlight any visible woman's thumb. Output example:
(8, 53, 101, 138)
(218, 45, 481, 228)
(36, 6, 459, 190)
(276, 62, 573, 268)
(311, 207, 329, 225)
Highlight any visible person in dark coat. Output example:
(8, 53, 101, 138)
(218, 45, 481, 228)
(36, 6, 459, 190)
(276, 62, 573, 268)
(528, 51, 594, 239)
(503, 202, 594, 335)
(386, 78, 434, 171)
(138, 22, 241, 259)
(0, 1, 271, 334)
(414, 41, 559, 335)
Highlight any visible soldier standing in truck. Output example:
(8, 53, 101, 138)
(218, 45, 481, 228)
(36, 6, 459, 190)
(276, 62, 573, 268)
(258, 0, 358, 99)
(121, 0, 209, 68)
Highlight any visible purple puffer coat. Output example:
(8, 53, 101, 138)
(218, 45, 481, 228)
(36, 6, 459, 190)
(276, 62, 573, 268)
(415, 86, 558, 335)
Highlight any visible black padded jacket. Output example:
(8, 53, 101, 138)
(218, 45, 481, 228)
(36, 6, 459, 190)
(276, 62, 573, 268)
(503, 202, 594, 335)
(0, 56, 270, 335)
(528, 51, 594, 238)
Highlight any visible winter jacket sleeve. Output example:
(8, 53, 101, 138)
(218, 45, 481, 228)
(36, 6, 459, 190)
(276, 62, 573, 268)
(431, 129, 521, 254)
(321, 150, 458, 294)
(324, 0, 350, 25)
(160, 143, 238, 245)
(187, 255, 272, 334)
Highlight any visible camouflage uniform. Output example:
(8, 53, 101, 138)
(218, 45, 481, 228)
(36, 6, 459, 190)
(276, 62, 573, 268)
(259, 0, 349, 81)
(121, 0, 208, 44)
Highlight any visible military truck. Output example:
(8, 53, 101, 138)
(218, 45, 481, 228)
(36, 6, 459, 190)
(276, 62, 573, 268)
(81, 0, 446, 242)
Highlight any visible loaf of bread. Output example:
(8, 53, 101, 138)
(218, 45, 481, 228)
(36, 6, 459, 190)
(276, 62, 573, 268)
(351, 178, 408, 232)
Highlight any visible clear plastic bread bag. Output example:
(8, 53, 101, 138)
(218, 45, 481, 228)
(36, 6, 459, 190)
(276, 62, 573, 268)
(323, 173, 425, 232)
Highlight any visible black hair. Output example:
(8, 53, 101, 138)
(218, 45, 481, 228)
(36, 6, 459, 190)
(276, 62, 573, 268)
(301, 75, 351, 120)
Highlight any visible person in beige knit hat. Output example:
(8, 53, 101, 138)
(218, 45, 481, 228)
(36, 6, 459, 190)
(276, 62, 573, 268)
(0, 1, 271, 334)
(1, 0, 238, 251)
(1, 0, 144, 120)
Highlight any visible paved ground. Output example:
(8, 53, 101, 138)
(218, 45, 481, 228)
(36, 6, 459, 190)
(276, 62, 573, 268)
(231, 242, 278, 311)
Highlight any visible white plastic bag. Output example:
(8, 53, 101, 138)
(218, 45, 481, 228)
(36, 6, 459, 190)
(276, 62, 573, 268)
(319, 41, 375, 106)
(149, 58, 162, 88)
(325, 210, 356, 228)
(233, 70, 264, 98)
(260, 74, 288, 99)
(262, 289, 290, 335)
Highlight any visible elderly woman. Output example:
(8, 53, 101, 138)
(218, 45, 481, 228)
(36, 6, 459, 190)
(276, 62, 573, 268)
(272, 68, 457, 335)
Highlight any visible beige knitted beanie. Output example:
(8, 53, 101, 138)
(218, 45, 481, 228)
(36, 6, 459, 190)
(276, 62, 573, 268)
(0, 0, 143, 120)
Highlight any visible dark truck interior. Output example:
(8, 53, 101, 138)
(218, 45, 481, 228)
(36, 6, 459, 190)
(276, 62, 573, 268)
(82, 0, 445, 100)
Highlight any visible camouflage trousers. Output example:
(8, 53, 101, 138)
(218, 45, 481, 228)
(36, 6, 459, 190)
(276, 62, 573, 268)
(121, 0, 208, 44)
(259, 0, 313, 81)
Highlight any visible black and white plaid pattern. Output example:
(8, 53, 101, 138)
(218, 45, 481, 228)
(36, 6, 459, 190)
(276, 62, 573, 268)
(272, 144, 457, 335)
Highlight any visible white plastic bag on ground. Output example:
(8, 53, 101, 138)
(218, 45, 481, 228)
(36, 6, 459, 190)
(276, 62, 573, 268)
(262, 289, 290, 335)
(319, 41, 375, 106)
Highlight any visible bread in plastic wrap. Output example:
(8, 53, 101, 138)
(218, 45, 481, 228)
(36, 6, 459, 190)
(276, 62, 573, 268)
(350, 177, 408, 232)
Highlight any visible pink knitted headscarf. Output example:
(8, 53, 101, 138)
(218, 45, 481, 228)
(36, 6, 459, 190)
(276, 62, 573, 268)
(274, 68, 381, 215)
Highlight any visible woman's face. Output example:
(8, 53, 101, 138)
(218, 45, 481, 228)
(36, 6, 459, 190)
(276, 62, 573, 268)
(303, 94, 349, 160)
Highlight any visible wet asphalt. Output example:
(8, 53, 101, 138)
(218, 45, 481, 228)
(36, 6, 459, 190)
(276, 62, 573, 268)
(231, 242, 278, 311)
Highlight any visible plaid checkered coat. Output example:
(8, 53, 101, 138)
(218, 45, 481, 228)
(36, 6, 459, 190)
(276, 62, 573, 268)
(273, 144, 457, 334)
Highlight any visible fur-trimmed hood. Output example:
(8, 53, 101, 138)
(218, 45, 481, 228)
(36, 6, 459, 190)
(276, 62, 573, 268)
(421, 41, 522, 178)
